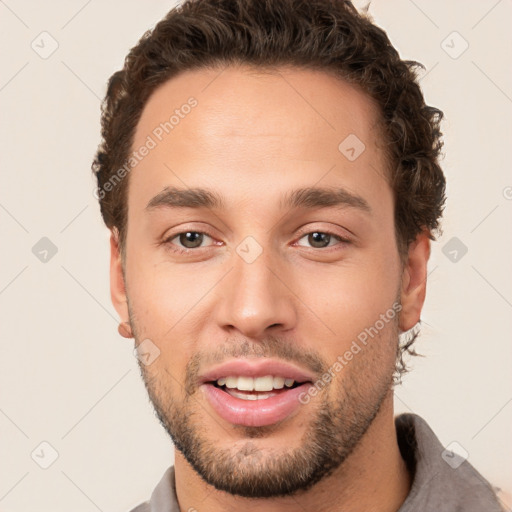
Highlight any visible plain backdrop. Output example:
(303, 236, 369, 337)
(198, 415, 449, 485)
(0, 1, 511, 511)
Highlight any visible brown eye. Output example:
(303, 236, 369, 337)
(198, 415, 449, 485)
(164, 231, 215, 253)
(178, 231, 204, 249)
(307, 232, 334, 248)
(296, 231, 346, 250)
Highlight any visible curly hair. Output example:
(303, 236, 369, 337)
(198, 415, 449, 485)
(92, 0, 446, 378)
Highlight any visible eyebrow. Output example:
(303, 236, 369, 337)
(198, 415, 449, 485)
(145, 185, 371, 214)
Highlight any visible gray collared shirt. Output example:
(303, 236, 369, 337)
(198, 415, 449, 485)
(129, 413, 503, 511)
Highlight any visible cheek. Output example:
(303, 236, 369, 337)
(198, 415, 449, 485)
(306, 255, 400, 316)
(126, 258, 233, 395)
(126, 249, 204, 324)
(299, 252, 400, 357)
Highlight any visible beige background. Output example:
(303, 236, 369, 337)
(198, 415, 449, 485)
(0, 1, 511, 511)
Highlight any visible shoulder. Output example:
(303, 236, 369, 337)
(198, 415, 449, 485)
(124, 465, 177, 512)
(127, 502, 150, 512)
(396, 413, 503, 512)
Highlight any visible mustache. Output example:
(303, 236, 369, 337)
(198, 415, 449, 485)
(184, 337, 328, 395)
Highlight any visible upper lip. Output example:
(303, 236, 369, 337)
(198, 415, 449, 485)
(199, 358, 316, 384)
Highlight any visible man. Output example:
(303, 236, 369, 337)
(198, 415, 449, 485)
(92, 0, 503, 510)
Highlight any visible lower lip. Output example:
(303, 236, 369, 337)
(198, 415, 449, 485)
(201, 383, 310, 427)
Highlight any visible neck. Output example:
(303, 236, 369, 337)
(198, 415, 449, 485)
(174, 391, 411, 512)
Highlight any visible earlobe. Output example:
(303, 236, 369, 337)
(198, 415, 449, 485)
(110, 230, 130, 328)
(399, 231, 431, 332)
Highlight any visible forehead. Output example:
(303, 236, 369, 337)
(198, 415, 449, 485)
(128, 65, 390, 216)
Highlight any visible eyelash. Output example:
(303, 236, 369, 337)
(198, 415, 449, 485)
(162, 229, 351, 255)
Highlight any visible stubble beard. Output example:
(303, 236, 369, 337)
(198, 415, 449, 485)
(135, 324, 397, 499)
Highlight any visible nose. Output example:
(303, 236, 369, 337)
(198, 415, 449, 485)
(214, 244, 297, 339)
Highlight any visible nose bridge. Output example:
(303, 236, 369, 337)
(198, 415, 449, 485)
(216, 235, 296, 337)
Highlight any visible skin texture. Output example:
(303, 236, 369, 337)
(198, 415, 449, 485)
(110, 65, 430, 511)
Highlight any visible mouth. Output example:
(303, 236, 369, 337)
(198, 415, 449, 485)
(201, 374, 313, 427)
(210, 375, 305, 400)
(198, 359, 316, 427)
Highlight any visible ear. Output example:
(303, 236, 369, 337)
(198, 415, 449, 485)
(110, 230, 129, 322)
(399, 231, 431, 332)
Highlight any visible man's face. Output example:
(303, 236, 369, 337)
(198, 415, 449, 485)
(111, 65, 418, 498)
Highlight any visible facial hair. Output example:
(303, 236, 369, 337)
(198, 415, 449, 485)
(132, 308, 398, 499)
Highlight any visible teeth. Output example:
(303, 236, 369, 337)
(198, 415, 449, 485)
(237, 376, 254, 391)
(272, 376, 285, 389)
(254, 375, 274, 391)
(226, 389, 276, 400)
(216, 375, 296, 391)
(225, 376, 238, 389)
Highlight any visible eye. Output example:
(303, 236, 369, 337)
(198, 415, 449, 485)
(164, 231, 215, 254)
(163, 228, 350, 255)
(295, 231, 348, 250)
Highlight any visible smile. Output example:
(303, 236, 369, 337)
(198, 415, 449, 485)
(202, 377, 312, 427)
